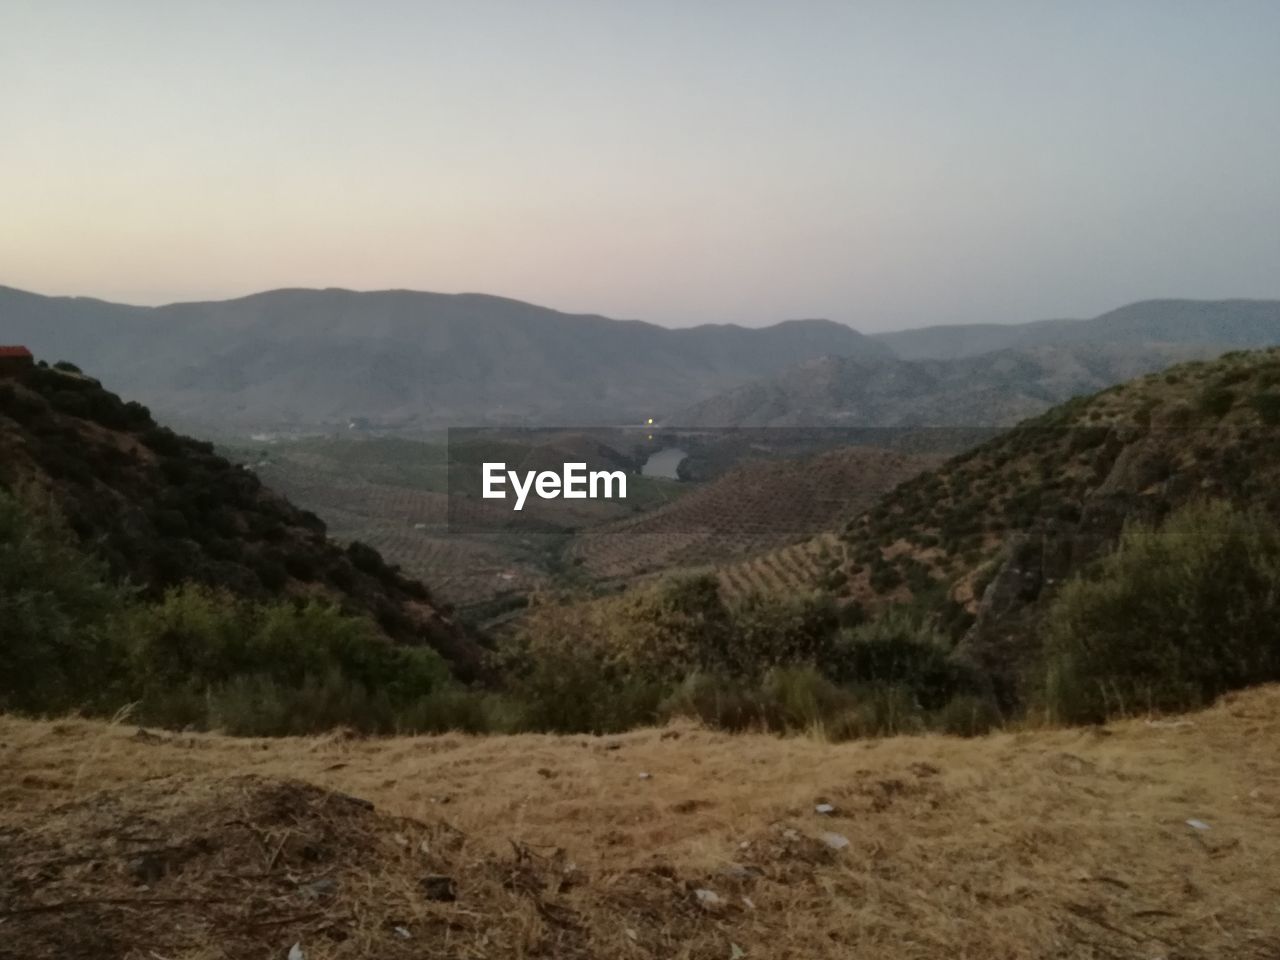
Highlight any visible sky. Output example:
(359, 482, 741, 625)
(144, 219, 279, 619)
(2, 1, 1278, 332)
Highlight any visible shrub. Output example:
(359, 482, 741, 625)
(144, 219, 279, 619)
(935, 694, 1003, 736)
(1250, 391, 1280, 426)
(829, 609, 969, 709)
(1043, 500, 1280, 723)
(823, 684, 926, 740)
(118, 584, 452, 732)
(0, 490, 126, 713)
(723, 592, 839, 677)
(661, 671, 768, 732)
(1198, 386, 1236, 418)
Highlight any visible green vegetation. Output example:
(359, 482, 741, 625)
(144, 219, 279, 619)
(1044, 500, 1280, 723)
(0, 369, 474, 673)
(10, 349, 1280, 741)
(0, 489, 456, 733)
(0, 490, 1001, 737)
(500, 574, 998, 736)
(0, 490, 124, 714)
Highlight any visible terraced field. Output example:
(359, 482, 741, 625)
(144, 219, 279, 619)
(569, 447, 935, 584)
(717, 532, 847, 601)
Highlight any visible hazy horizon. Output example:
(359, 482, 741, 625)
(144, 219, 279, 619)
(4, 1, 1278, 332)
(8, 279, 1280, 337)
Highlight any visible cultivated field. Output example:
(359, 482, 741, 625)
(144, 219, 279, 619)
(4, 688, 1279, 958)
(717, 532, 847, 602)
(241, 436, 692, 616)
(569, 447, 935, 583)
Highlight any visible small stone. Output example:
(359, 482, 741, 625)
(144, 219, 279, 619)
(638, 772, 653, 780)
(695, 888, 723, 906)
(814, 803, 836, 815)
(287, 945, 305, 960)
(393, 927, 411, 940)
(1185, 818, 1211, 831)
(821, 831, 850, 850)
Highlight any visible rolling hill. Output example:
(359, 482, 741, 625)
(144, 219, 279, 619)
(0, 285, 888, 433)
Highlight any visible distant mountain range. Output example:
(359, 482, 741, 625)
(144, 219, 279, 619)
(667, 343, 1217, 427)
(872, 299, 1280, 360)
(672, 300, 1280, 427)
(2, 286, 1278, 434)
(0, 286, 886, 433)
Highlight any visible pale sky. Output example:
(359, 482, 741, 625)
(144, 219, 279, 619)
(2, 1, 1278, 331)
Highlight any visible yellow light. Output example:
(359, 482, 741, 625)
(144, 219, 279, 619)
(647, 417, 653, 425)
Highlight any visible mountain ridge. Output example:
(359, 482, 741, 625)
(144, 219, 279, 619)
(874, 298, 1280, 360)
(0, 285, 888, 432)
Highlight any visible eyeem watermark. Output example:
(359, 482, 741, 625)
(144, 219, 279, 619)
(482, 462, 627, 511)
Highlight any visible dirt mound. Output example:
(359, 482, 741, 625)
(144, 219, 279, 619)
(2, 776, 402, 958)
(0, 773, 784, 960)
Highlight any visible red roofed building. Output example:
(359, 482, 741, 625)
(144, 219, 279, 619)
(0, 346, 34, 377)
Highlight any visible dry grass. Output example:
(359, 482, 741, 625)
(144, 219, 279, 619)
(4, 688, 1280, 959)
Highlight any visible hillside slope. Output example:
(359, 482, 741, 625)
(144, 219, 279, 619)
(765, 348, 1280, 699)
(4, 687, 1280, 958)
(568, 446, 939, 581)
(0, 285, 887, 432)
(0, 362, 484, 676)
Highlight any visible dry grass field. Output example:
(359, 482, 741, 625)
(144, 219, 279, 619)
(4, 689, 1280, 959)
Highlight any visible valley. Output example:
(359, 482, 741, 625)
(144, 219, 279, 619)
(7, 8, 1279, 957)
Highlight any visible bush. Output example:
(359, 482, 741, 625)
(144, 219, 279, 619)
(823, 684, 926, 740)
(0, 490, 126, 713)
(660, 671, 769, 732)
(935, 694, 1003, 737)
(1044, 500, 1280, 723)
(722, 592, 839, 677)
(512, 646, 665, 733)
(829, 609, 971, 709)
(1250, 391, 1280, 426)
(116, 584, 453, 733)
(1198, 386, 1236, 418)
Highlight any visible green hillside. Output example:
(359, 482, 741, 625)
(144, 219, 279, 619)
(811, 348, 1280, 702)
(0, 359, 483, 677)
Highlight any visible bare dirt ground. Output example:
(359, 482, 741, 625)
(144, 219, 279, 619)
(3, 688, 1280, 959)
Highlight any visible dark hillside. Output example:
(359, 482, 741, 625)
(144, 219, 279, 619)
(0, 362, 484, 678)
